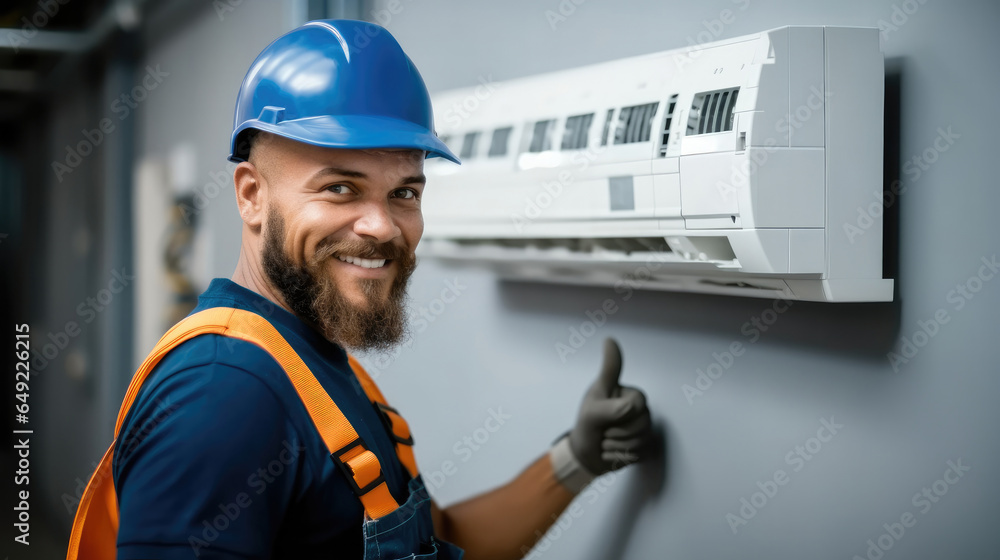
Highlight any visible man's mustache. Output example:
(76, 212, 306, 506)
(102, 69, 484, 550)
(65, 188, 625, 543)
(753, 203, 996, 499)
(311, 239, 410, 264)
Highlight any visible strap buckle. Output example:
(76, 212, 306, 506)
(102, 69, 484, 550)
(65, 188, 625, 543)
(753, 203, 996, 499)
(375, 403, 415, 446)
(330, 438, 386, 496)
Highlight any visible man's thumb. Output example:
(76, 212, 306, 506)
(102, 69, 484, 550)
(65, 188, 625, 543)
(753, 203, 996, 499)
(595, 338, 623, 397)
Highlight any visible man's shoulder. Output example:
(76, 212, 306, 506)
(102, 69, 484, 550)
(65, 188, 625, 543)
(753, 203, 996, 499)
(155, 329, 285, 377)
(121, 333, 290, 423)
(116, 334, 297, 447)
(110, 333, 324, 556)
(113, 333, 317, 480)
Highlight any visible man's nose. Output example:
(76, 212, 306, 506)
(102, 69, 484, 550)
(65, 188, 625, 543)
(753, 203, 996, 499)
(352, 201, 402, 243)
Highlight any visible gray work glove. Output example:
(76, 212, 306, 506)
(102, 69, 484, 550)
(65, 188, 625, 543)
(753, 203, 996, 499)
(570, 337, 653, 473)
(551, 338, 653, 493)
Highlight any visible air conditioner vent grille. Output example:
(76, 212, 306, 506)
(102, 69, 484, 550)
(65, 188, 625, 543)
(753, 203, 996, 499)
(613, 102, 659, 144)
(454, 236, 672, 255)
(659, 94, 679, 156)
(600, 108, 614, 146)
(488, 127, 513, 157)
(528, 119, 556, 152)
(460, 131, 480, 159)
(687, 87, 739, 136)
(561, 113, 595, 150)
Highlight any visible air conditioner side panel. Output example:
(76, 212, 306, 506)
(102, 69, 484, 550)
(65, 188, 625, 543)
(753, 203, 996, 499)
(824, 27, 887, 285)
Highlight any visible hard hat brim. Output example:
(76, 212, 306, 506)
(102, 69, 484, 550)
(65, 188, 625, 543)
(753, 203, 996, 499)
(229, 114, 461, 165)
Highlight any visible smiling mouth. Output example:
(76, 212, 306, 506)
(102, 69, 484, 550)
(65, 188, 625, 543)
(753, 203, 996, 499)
(336, 254, 391, 269)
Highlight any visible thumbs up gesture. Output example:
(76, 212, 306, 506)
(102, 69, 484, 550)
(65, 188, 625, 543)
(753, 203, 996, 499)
(567, 338, 653, 477)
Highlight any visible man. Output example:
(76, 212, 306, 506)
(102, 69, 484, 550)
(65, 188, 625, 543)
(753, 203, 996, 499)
(68, 19, 654, 560)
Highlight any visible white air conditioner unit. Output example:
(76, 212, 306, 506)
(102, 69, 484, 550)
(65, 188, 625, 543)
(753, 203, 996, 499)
(420, 26, 893, 303)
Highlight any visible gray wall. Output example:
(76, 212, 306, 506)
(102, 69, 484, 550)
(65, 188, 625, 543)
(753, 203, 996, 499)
(58, 0, 995, 558)
(361, 1, 1000, 559)
(134, 0, 297, 299)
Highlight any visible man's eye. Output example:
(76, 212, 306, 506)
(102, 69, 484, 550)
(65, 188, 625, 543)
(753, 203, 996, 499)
(326, 184, 351, 194)
(394, 188, 419, 200)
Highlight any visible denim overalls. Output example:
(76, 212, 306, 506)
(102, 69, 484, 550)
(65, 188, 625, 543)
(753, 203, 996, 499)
(362, 474, 464, 559)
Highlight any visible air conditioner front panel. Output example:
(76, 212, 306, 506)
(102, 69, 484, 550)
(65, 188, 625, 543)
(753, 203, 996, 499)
(422, 26, 892, 303)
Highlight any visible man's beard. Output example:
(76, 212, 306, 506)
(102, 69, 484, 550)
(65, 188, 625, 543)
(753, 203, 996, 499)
(260, 207, 416, 352)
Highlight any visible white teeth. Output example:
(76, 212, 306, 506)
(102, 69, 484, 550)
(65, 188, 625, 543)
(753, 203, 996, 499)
(336, 255, 387, 269)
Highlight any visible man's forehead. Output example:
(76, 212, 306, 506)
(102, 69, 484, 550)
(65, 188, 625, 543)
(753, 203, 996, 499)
(251, 134, 425, 185)
(359, 147, 425, 159)
(277, 137, 423, 166)
(357, 148, 426, 171)
(254, 132, 418, 156)
(297, 147, 425, 184)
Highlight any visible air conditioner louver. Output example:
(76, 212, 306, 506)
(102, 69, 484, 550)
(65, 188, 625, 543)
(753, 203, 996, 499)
(687, 87, 739, 135)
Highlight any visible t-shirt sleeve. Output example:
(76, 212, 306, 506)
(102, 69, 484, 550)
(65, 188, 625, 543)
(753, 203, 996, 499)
(113, 345, 309, 560)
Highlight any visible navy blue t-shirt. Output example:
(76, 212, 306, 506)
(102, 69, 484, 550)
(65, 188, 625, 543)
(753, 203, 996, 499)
(113, 278, 413, 559)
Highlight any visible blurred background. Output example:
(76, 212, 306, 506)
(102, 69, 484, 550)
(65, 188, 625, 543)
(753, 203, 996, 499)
(1, 0, 998, 558)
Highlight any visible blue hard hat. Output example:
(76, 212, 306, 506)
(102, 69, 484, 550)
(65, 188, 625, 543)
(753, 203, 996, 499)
(228, 19, 459, 164)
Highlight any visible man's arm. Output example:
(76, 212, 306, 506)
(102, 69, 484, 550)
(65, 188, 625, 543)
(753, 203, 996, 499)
(430, 452, 574, 560)
(430, 338, 654, 560)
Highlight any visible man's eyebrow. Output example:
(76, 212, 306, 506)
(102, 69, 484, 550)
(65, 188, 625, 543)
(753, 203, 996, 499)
(311, 167, 368, 180)
(400, 174, 427, 185)
(310, 168, 426, 185)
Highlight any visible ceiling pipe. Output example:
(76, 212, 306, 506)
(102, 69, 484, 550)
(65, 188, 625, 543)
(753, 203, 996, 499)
(0, 0, 144, 93)
(0, 1, 141, 53)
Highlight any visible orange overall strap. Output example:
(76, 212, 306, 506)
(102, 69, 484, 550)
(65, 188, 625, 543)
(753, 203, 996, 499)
(347, 356, 420, 480)
(67, 307, 400, 560)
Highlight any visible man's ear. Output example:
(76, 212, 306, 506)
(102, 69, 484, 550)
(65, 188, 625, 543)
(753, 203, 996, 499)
(234, 161, 265, 230)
